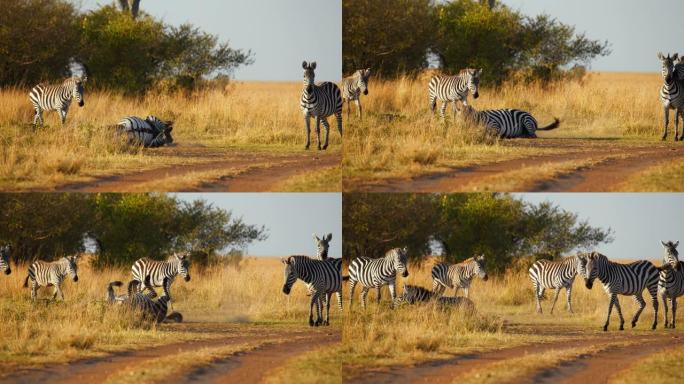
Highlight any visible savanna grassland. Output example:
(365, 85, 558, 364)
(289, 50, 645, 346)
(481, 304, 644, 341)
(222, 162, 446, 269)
(0, 82, 341, 192)
(343, 72, 684, 192)
(340, 257, 684, 383)
(0, 256, 341, 384)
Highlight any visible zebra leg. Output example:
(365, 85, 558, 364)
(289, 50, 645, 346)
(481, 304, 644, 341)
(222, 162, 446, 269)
(389, 283, 397, 309)
(31, 280, 38, 302)
(335, 111, 343, 136)
(55, 284, 65, 301)
(324, 292, 332, 325)
(440, 102, 447, 119)
(614, 295, 625, 331)
(534, 284, 543, 314)
(360, 287, 369, 309)
(33, 108, 43, 127)
(672, 297, 677, 328)
(632, 293, 646, 328)
(464, 287, 470, 299)
(321, 118, 330, 150)
(309, 291, 319, 327)
(376, 286, 382, 304)
(304, 114, 311, 150)
(650, 288, 659, 330)
(663, 107, 669, 141)
(662, 291, 670, 328)
(604, 294, 616, 331)
(566, 285, 573, 313)
(349, 279, 357, 309)
(550, 288, 561, 314)
(315, 117, 322, 150)
(675, 109, 680, 142)
(429, 95, 437, 114)
(336, 291, 343, 312)
(356, 99, 362, 120)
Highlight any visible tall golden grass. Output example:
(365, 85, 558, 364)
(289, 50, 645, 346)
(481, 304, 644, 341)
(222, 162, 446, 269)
(344, 72, 664, 178)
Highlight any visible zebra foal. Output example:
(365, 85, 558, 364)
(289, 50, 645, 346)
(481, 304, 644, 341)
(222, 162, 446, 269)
(428, 68, 482, 118)
(0, 245, 11, 275)
(23, 255, 79, 301)
(341, 68, 371, 119)
(300, 61, 343, 150)
(348, 247, 409, 309)
(131, 252, 191, 300)
(431, 255, 488, 298)
(29, 76, 86, 127)
(528, 255, 582, 314)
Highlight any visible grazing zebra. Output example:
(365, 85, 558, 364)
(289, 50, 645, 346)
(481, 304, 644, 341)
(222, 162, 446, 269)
(300, 61, 343, 150)
(281, 255, 342, 326)
(23, 255, 79, 301)
(462, 105, 560, 138)
(131, 253, 191, 300)
(348, 247, 409, 309)
(394, 284, 475, 310)
(658, 52, 684, 141)
(528, 255, 582, 314)
(431, 255, 488, 298)
(341, 68, 371, 119)
(578, 252, 660, 331)
(116, 116, 174, 148)
(107, 277, 178, 323)
(312, 233, 333, 260)
(658, 240, 683, 328)
(428, 68, 482, 118)
(29, 76, 86, 126)
(0, 245, 11, 275)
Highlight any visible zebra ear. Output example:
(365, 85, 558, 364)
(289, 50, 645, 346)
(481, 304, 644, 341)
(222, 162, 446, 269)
(311, 62, 317, 70)
(281, 256, 292, 265)
(674, 241, 680, 248)
(313, 233, 320, 241)
(326, 233, 332, 241)
(662, 241, 669, 248)
(302, 61, 308, 69)
(658, 52, 665, 60)
(365, 68, 371, 76)
(674, 53, 680, 61)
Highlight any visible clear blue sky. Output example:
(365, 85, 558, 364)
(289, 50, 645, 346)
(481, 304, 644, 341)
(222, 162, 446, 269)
(501, 0, 684, 72)
(175, 193, 341, 257)
(77, 0, 342, 81)
(515, 193, 684, 261)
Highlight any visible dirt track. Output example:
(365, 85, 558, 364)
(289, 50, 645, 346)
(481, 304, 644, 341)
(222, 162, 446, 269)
(345, 139, 684, 192)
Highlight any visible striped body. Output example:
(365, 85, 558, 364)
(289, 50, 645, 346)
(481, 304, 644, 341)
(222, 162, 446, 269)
(341, 68, 371, 119)
(23, 256, 79, 301)
(529, 255, 581, 314)
(348, 247, 409, 309)
(282, 255, 342, 326)
(394, 284, 475, 310)
(428, 68, 482, 118)
(300, 61, 343, 150)
(117, 116, 174, 148)
(658, 240, 682, 328)
(578, 252, 660, 331)
(131, 253, 190, 300)
(29, 77, 85, 126)
(658, 53, 684, 141)
(431, 255, 488, 298)
(107, 278, 174, 323)
(463, 106, 560, 138)
(0, 245, 11, 275)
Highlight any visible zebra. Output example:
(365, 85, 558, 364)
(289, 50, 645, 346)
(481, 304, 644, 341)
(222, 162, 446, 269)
(107, 277, 180, 323)
(462, 105, 560, 138)
(394, 284, 475, 311)
(658, 52, 684, 141)
(131, 252, 191, 300)
(23, 255, 79, 301)
(116, 116, 174, 148)
(29, 76, 86, 127)
(348, 247, 409, 309)
(341, 68, 371, 119)
(578, 252, 660, 331)
(428, 68, 482, 118)
(431, 255, 488, 298)
(312, 233, 333, 260)
(281, 255, 342, 326)
(528, 254, 583, 314)
(0, 245, 11, 275)
(300, 61, 343, 150)
(658, 240, 683, 328)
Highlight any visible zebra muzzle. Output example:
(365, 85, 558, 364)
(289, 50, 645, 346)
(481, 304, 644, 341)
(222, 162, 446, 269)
(402, 271, 409, 278)
(363, 90, 368, 95)
(473, 92, 479, 99)
(73, 276, 79, 282)
(184, 275, 191, 282)
(4, 269, 10, 275)
(282, 286, 291, 295)
(78, 101, 84, 107)
(482, 274, 489, 281)
(584, 279, 593, 289)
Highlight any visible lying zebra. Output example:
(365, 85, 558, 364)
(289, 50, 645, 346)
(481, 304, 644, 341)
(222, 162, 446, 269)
(107, 277, 182, 323)
(462, 105, 559, 138)
(394, 284, 475, 311)
(116, 116, 174, 148)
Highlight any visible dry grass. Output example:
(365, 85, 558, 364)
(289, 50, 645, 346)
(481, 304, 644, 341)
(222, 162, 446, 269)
(0, 81, 341, 189)
(611, 345, 684, 384)
(343, 72, 664, 180)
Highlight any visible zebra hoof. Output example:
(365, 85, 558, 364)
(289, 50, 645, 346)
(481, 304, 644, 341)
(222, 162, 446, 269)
(309, 319, 314, 327)
(322, 145, 328, 150)
(631, 321, 637, 328)
(619, 324, 625, 331)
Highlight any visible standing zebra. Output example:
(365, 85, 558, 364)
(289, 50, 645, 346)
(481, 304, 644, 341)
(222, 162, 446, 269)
(528, 255, 582, 314)
(578, 252, 660, 331)
(0, 245, 11, 275)
(658, 52, 684, 141)
(462, 105, 560, 138)
(23, 255, 79, 301)
(394, 284, 475, 310)
(341, 68, 371, 119)
(281, 255, 342, 326)
(348, 247, 409, 309)
(431, 255, 488, 298)
(428, 68, 482, 118)
(131, 253, 191, 300)
(29, 76, 86, 127)
(116, 116, 174, 148)
(300, 61, 343, 150)
(312, 233, 333, 260)
(658, 240, 683, 328)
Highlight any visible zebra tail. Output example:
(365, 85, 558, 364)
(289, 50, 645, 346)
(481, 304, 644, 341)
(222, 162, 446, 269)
(537, 118, 560, 131)
(23, 275, 29, 288)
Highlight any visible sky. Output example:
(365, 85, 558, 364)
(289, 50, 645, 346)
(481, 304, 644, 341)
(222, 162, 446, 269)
(515, 193, 684, 261)
(77, 0, 342, 81)
(500, 0, 684, 72)
(175, 193, 341, 258)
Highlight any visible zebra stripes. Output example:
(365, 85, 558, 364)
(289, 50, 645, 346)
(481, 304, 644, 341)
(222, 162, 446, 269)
(463, 105, 560, 138)
(29, 76, 86, 126)
(658, 52, 684, 141)
(0, 245, 11, 275)
(431, 255, 488, 298)
(341, 68, 371, 119)
(300, 61, 343, 150)
(116, 116, 174, 148)
(107, 277, 175, 323)
(131, 253, 191, 300)
(658, 240, 682, 328)
(578, 252, 660, 331)
(529, 255, 582, 314)
(428, 68, 482, 118)
(348, 247, 409, 309)
(313, 233, 332, 260)
(394, 284, 475, 310)
(281, 255, 342, 326)
(23, 255, 79, 301)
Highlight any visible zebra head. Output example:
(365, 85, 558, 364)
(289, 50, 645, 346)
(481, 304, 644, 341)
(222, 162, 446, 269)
(660, 240, 680, 271)
(577, 252, 600, 289)
(281, 256, 298, 295)
(64, 255, 79, 282)
(392, 247, 409, 278)
(356, 68, 371, 96)
(473, 254, 488, 281)
(466, 68, 482, 99)
(658, 52, 678, 82)
(0, 245, 11, 275)
(173, 253, 191, 282)
(146, 116, 174, 145)
(313, 233, 332, 260)
(302, 61, 317, 95)
(71, 78, 85, 107)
